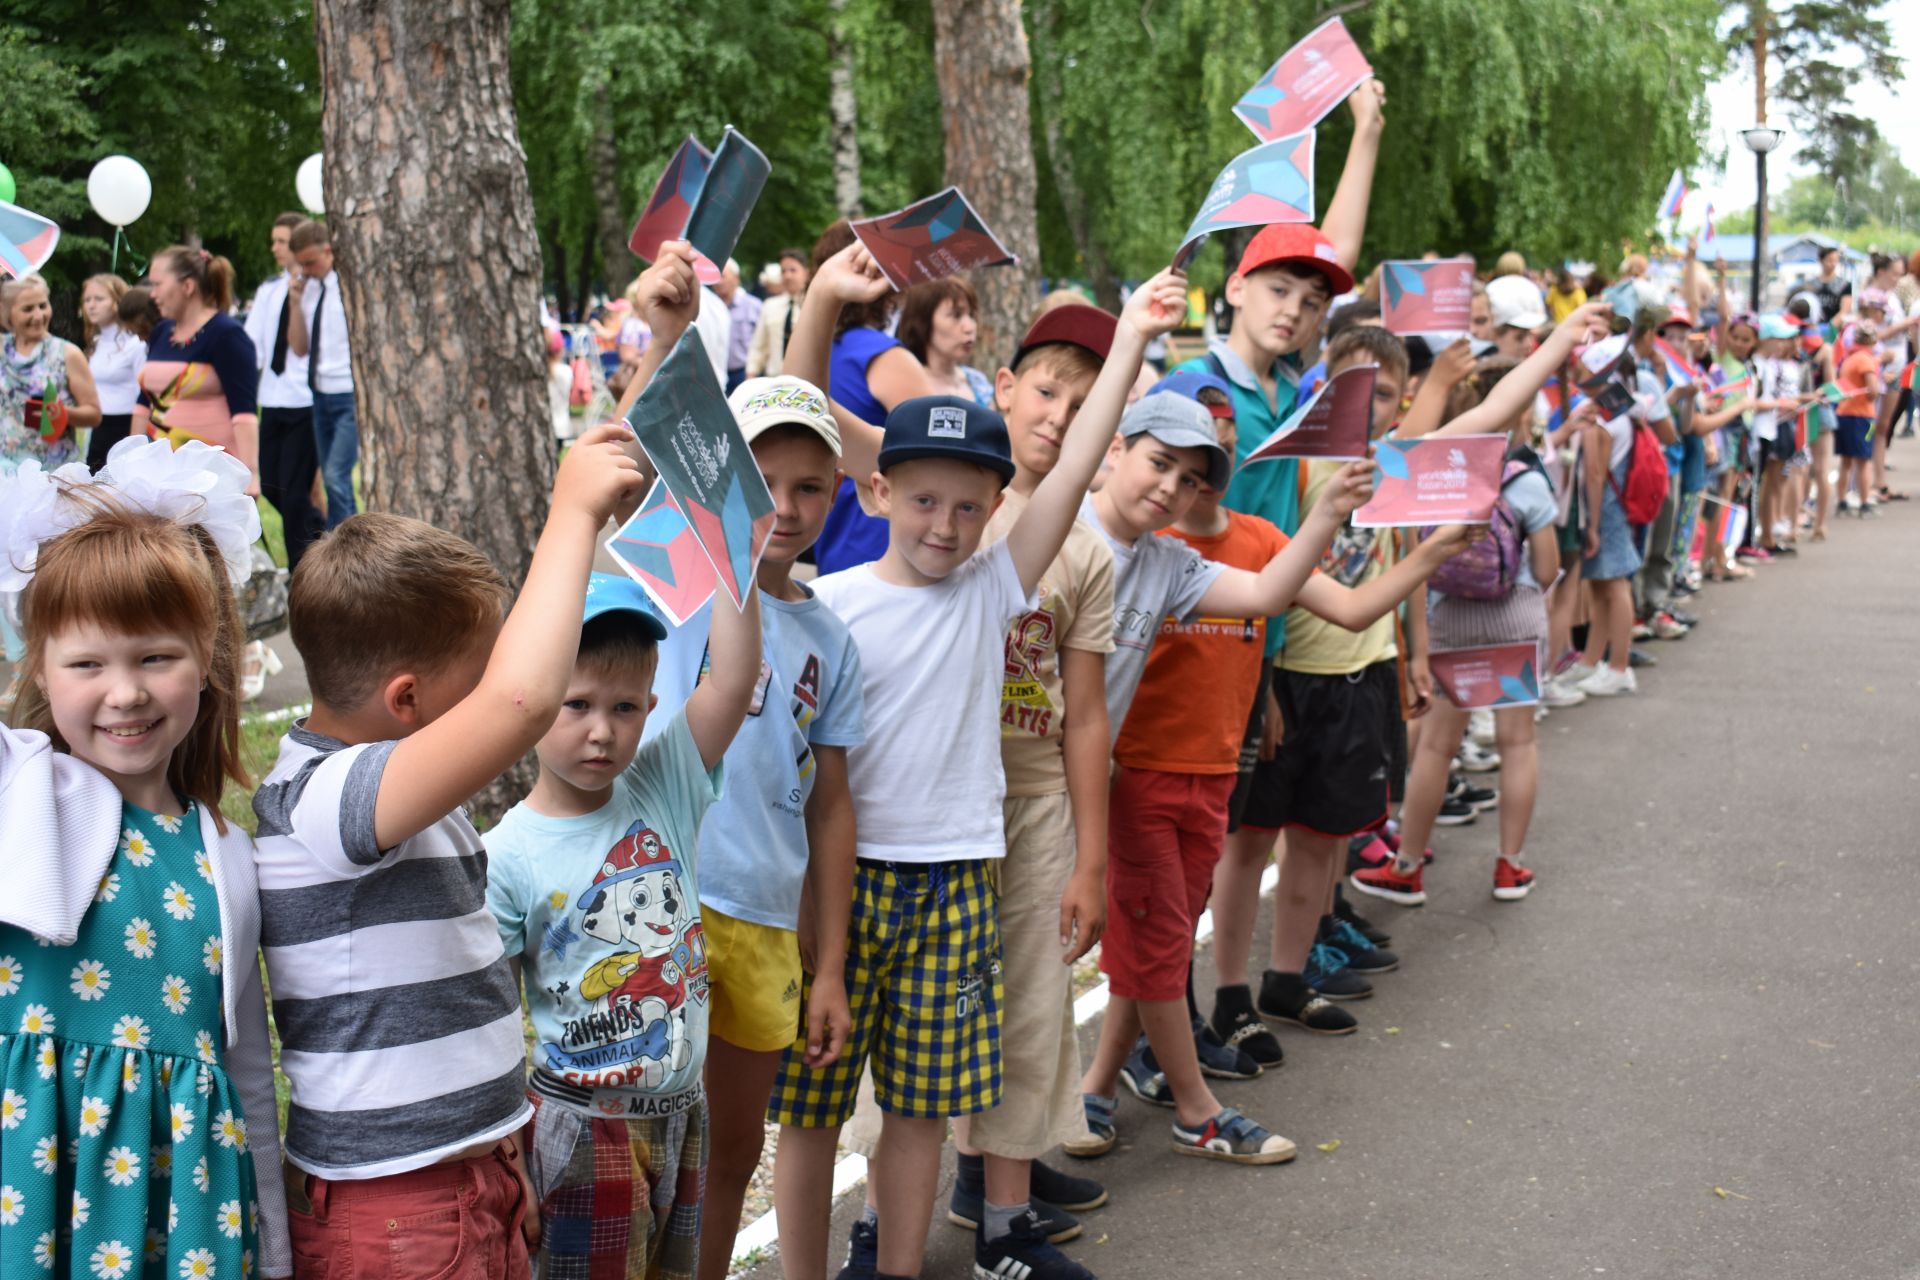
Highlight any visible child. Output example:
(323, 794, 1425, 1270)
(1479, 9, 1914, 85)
(1835, 319, 1885, 515)
(487, 565, 760, 1280)
(1205, 325, 1471, 1044)
(252, 423, 646, 1275)
(772, 243, 1187, 1280)
(0, 438, 291, 1277)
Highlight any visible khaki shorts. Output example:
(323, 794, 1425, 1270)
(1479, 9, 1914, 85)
(705, 906, 803, 1053)
(843, 792, 1088, 1160)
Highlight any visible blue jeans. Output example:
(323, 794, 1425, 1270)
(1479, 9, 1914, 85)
(311, 390, 359, 529)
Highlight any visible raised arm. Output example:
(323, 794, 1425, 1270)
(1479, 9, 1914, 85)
(1431, 302, 1614, 440)
(1319, 80, 1387, 271)
(1396, 338, 1475, 439)
(1291, 523, 1475, 631)
(1194, 460, 1372, 617)
(781, 243, 897, 481)
(684, 583, 763, 771)
(1007, 269, 1187, 594)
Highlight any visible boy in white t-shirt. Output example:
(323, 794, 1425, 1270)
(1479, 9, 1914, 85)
(770, 243, 1188, 1280)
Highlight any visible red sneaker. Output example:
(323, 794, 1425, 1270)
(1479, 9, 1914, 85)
(1350, 861, 1426, 906)
(1493, 856, 1534, 901)
(1352, 836, 1393, 866)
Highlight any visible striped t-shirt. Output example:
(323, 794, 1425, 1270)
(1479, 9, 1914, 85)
(252, 724, 531, 1180)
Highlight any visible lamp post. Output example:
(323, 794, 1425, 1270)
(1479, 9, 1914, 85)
(1741, 125, 1786, 311)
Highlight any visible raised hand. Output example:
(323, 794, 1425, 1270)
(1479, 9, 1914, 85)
(633, 241, 702, 339)
(552, 421, 647, 526)
(1120, 267, 1190, 341)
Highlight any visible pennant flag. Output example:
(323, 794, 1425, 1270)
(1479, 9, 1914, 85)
(1657, 169, 1687, 221)
(629, 137, 721, 285)
(1173, 131, 1315, 269)
(851, 188, 1017, 290)
(0, 199, 60, 280)
(1232, 17, 1374, 142)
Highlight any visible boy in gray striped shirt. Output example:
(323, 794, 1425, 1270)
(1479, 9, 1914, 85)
(253, 425, 646, 1275)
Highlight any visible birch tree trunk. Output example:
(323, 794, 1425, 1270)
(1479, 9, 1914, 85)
(591, 76, 635, 297)
(828, 0, 864, 219)
(932, 0, 1045, 365)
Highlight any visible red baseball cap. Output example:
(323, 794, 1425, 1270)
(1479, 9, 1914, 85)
(1011, 303, 1118, 369)
(1661, 304, 1694, 329)
(1234, 224, 1355, 296)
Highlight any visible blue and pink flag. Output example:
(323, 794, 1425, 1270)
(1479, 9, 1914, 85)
(1428, 642, 1542, 709)
(604, 480, 719, 628)
(1657, 169, 1687, 221)
(1380, 258, 1476, 335)
(1232, 18, 1374, 143)
(851, 188, 1016, 290)
(0, 200, 59, 280)
(1173, 131, 1315, 269)
(629, 137, 721, 284)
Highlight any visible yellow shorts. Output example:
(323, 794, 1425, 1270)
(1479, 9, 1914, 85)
(704, 906, 804, 1053)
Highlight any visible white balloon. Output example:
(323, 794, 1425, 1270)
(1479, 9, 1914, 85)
(296, 153, 325, 215)
(87, 155, 152, 228)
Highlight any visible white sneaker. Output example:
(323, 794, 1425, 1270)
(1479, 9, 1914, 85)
(1539, 675, 1588, 708)
(1468, 709, 1497, 746)
(1559, 662, 1596, 686)
(1575, 666, 1636, 697)
(1457, 739, 1502, 773)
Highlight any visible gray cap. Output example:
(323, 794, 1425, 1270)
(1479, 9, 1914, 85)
(1118, 393, 1233, 490)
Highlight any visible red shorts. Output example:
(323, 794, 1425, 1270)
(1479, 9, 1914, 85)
(287, 1147, 531, 1280)
(1100, 767, 1236, 1002)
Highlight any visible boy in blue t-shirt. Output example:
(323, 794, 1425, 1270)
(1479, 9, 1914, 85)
(489, 562, 762, 1280)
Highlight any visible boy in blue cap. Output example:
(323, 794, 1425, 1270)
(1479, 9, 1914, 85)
(486, 555, 764, 1277)
(773, 241, 1188, 1280)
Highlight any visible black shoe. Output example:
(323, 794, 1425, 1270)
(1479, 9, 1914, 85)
(949, 1165, 1082, 1243)
(1210, 985, 1284, 1067)
(1029, 1159, 1107, 1214)
(1255, 969, 1358, 1034)
(1628, 645, 1658, 668)
(1192, 1013, 1262, 1079)
(1448, 775, 1499, 813)
(973, 1208, 1097, 1279)
(1667, 607, 1699, 626)
(1318, 914, 1400, 974)
(1435, 795, 1478, 826)
(1303, 943, 1373, 1001)
(1334, 892, 1391, 947)
(836, 1217, 878, 1280)
(1120, 1040, 1175, 1108)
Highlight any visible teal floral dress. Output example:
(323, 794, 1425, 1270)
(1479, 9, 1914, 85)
(0, 803, 261, 1279)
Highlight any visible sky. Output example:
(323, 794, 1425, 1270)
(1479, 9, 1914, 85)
(1697, 3, 1917, 224)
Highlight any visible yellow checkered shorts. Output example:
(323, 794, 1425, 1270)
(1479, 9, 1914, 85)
(769, 858, 1002, 1127)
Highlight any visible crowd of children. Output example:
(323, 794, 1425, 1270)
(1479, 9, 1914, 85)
(4, 74, 1918, 1280)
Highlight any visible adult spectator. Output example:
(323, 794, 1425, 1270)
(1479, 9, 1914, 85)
(1546, 267, 1588, 323)
(714, 257, 763, 391)
(746, 247, 810, 377)
(244, 211, 323, 571)
(135, 247, 258, 480)
(2, 275, 102, 470)
(286, 218, 358, 528)
(1485, 274, 1548, 359)
(1865, 254, 1917, 452)
(1809, 244, 1852, 325)
(78, 272, 141, 470)
(895, 277, 994, 404)
(809, 218, 934, 573)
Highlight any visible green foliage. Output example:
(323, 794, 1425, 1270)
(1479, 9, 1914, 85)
(0, 0, 320, 301)
(1723, 1, 1902, 188)
(1717, 164, 1920, 254)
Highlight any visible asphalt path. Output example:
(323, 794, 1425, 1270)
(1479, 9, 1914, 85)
(744, 448, 1920, 1279)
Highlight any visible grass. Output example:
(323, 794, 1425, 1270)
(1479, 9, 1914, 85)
(222, 710, 290, 836)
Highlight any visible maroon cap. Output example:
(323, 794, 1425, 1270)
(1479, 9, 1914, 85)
(1012, 303, 1119, 369)
(1234, 224, 1355, 296)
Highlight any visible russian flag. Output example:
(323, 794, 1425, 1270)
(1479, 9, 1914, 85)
(1654, 337, 1699, 386)
(1657, 169, 1687, 221)
(1702, 200, 1717, 246)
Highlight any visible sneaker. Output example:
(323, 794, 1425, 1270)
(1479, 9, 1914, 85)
(1169, 1108, 1297, 1165)
(1061, 1093, 1117, 1159)
(1119, 1045, 1174, 1108)
(1649, 611, 1688, 640)
(949, 1181, 1082, 1242)
(1559, 659, 1595, 685)
(1666, 606, 1699, 627)
(1468, 708, 1497, 745)
(1449, 775, 1499, 813)
(1862, 501, 1881, 518)
(1627, 645, 1658, 668)
(835, 1218, 878, 1280)
(1434, 794, 1478, 826)
(1030, 1160, 1108, 1213)
(1631, 618, 1654, 640)
(1457, 739, 1502, 773)
(1320, 915, 1400, 974)
(1210, 987, 1286, 1067)
(972, 1208, 1098, 1279)
(1575, 665, 1636, 697)
(1350, 861, 1428, 906)
(1255, 969, 1358, 1034)
(1539, 674, 1587, 708)
(1302, 942, 1373, 1001)
(1736, 545, 1772, 561)
(1348, 834, 1394, 870)
(1493, 856, 1535, 902)
(1192, 1014, 1262, 1080)
(1333, 892, 1391, 946)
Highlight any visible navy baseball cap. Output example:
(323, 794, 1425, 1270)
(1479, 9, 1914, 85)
(877, 395, 1016, 487)
(1146, 370, 1234, 416)
(582, 571, 669, 640)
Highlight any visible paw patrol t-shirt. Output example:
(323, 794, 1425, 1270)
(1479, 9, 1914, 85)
(487, 709, 723, 1117)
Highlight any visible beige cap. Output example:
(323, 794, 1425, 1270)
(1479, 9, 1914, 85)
(728, 376, 841, 456)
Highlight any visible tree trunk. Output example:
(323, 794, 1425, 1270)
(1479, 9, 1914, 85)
(576, 231, 595, 315)
(590, 76, 635, 297)
(828, 0, 863, 219)
(547, 221, 572, 322)
(931, 0, 1045, 368)
(1030, 0, 1119, 309)
(313, 0, 555, 816)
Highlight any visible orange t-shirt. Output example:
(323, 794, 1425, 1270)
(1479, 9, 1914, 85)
(1837, 348, 1881, 419)
(1113, 510, 1290, 774)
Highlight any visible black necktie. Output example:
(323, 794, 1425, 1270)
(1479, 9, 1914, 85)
(270, 287, 290, 376)
(307, 277, 326, 391)
(781, 294, 794, 356)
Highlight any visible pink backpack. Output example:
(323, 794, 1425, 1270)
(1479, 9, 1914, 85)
(1422, 457, 1539, 599)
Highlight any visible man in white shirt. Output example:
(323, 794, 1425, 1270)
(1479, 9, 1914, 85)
(287, 218, 358, 529)
(713, 258, 763, 392)
(746, 249, 809, 378)
(244, 212, 323, 569)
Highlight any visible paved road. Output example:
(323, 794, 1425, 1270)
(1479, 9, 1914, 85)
(744, 453, 1920, 1279)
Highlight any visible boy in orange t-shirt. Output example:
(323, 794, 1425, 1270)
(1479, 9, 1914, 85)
(1835, 323, 1885, 512)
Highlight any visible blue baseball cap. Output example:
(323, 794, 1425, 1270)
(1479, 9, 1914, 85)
(582, 571, 668, 640)
(1146, 369, 1233, 409)
(877, 395, 1016, 487)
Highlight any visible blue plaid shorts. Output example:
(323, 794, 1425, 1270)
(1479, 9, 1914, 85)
(769, 858, 1003, 1127)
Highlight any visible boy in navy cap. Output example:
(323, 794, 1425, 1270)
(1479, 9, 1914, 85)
(772, 242, 1187, 1280)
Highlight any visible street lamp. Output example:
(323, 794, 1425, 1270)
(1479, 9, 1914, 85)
(1741, 125, 1786, 311)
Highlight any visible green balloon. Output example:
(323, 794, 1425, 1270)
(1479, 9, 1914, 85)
(0, 163, 14, 205)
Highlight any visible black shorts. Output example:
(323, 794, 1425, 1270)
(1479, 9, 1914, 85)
(1239, 659, 1398, 837)
(1225, 665, 1272, 834)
